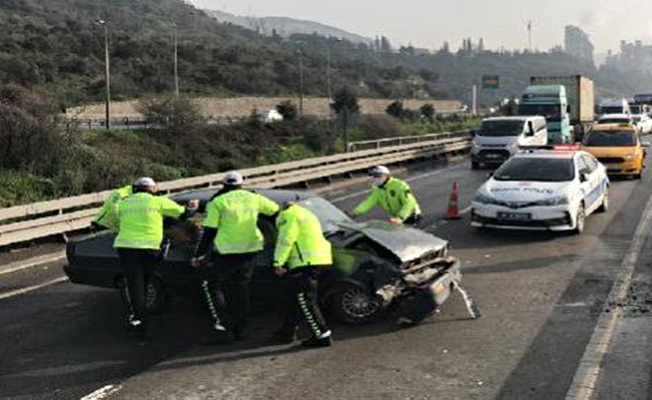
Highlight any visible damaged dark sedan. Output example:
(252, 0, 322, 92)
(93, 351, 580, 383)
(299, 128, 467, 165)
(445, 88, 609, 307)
(65, 188, 470, 324)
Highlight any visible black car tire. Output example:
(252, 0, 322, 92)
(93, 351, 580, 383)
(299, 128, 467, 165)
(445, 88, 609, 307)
(572, 203, 586, 235)
(118, 275, 166, 314)
(328, 282, 383, 324)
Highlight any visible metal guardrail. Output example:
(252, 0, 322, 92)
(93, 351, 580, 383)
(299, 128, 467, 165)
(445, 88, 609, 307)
(0, 133, 472, 247)
(347, 131, 471, 152)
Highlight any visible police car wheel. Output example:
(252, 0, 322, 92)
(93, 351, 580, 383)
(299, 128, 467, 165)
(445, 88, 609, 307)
(118, 276, 166, 314)
(329, 283, 382, 324)
(573, 204, 586, 235)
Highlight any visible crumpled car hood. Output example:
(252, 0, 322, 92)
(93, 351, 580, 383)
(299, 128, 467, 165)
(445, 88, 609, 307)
(335, 220, 448, 262)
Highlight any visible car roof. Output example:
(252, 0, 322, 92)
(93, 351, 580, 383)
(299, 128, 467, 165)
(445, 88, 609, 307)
(598, 113, 630, 119)
(591, 123, 637, 131)
(513, 149, 578, 160)
(171, 187, 317, 205)
(482, 116, 542, 122)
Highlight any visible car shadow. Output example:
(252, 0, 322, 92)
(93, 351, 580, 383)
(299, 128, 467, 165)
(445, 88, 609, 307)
(0, 287, 462, 399)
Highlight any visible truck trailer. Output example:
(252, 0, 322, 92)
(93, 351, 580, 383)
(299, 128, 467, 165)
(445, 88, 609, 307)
(528, 75, 594, 142)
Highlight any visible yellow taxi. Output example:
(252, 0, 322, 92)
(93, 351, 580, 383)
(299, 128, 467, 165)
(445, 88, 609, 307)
(581, 123, 648, 179)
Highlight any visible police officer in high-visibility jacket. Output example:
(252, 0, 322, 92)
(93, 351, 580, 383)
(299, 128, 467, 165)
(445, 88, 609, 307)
(114, 177, 198, 339)
(191, 171, 279, 343)
(273, 200, 333, 348)
(92, 184, 132, 230)
(352, 165, 422, 226)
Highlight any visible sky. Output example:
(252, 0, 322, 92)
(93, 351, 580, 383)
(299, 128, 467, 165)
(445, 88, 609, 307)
(189, 0, 652, 54)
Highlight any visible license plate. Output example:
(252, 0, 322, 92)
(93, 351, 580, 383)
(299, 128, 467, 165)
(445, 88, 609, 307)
(485, 153, 502, 159)
(497, 212, 531, 221)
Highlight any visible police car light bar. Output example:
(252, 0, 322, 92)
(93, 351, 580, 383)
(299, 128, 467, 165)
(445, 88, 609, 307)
(518, 144, 581, 152)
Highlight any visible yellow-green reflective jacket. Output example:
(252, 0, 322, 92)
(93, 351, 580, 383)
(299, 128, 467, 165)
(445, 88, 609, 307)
(274, 204, 332, 269)
(93, 185, 132, 230)
(113, 192, 185, 249)
(353, 177, 421, 221)
(203, 189, 279, 254)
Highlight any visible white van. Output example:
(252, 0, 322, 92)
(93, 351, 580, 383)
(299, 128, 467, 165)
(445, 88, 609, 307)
(471, 116, 547, 169)
(597, 98, 630, 117)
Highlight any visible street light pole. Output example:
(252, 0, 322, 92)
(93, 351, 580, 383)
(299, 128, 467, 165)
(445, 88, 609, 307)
(173, 21, 179, 97)
(326, 51, 332, 102)
(298, 50, 304, 118)
(97, 20, 111, 130)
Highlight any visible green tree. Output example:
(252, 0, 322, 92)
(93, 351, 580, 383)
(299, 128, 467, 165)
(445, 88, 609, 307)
(135, 95, 204, 134)
(386, 100, 405, 119)
(420, 103, 436, 122)
(276, 100, 298, 121)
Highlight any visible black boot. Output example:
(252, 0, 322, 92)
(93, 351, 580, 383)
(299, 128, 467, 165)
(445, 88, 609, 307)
(301, 335, 332, 348)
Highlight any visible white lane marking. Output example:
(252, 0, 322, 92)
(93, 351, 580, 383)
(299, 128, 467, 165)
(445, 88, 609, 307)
(81, 384, 122, 400)
(565, 189, 652, 400)
(0, 252, 66, 277)
(0, 276, 68, 300)
(331, 164, 467, 203)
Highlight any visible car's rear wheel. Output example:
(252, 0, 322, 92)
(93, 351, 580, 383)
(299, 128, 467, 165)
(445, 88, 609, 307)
(573, 204, 586, 235)
(118, 275, 166, 314)
(329, 283, 383, 324)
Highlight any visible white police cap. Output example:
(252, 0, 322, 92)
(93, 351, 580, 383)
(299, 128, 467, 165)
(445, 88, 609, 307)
(369, 165, 390, 177)
(133, 177, 156, 187)
(222, 170, 244, 185)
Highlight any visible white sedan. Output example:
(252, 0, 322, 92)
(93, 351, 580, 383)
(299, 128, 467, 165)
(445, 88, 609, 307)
(470, 149, 609, 234)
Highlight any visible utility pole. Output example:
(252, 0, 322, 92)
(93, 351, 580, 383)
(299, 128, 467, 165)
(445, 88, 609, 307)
(472, 85, 477, 116)
(97, 20, 111, 130)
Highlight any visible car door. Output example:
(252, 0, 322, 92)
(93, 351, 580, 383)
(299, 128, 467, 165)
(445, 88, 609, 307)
(577, 153, 604, 212)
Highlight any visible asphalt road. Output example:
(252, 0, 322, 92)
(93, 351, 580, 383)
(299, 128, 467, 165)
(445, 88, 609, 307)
(1, 154, 652, 400)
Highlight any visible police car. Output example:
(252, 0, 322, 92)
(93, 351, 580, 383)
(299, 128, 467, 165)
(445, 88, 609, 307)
(470, 147, 609, 233)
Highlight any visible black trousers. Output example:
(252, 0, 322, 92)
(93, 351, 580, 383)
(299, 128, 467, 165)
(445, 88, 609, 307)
(403, 213, 422, 227)
(201, 252, 256, 335)
(117, 248, 161, 327)
(279, 266, 330, 339)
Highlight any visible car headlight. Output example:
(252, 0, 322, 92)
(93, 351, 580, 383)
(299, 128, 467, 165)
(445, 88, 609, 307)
(473, 192, 500, 205)
(530, 196, 569, 206)
(624, 153, 637, 160)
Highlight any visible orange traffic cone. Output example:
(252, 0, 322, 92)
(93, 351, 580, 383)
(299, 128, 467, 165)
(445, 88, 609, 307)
(445, 181, 462, 220)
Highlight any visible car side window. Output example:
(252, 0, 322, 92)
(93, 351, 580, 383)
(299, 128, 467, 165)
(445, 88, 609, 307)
(579, 154, 597, 174)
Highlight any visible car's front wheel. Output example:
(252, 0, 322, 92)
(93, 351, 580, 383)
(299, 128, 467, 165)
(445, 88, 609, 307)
(328, 282, 383, 324)
(573, 204, 586, 235)
(118, 275, 166, 314)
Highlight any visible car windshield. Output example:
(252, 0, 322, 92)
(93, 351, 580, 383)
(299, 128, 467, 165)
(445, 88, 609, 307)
(519, 104, 561, 121)
(583, 130, 637, 147)
(298, 197, 353, 234)
(598, 118, 629, 124)
(600, 106, 625, 114)
(494, 157, 575, 182)
(478, 120, 524, 137)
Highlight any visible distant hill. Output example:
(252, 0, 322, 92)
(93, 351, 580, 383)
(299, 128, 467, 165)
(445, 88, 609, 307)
(204, 9, 373, 45)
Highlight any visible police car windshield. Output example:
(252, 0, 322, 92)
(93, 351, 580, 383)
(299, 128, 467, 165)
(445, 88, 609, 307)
(298, 197, 353, 234)
(494, 157, 575, 182)
(478, 120, 524, 137)
(583, 130, 636, 147)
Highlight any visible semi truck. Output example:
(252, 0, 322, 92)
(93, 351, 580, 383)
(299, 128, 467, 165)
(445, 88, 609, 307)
(520, 75, 594, 143)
